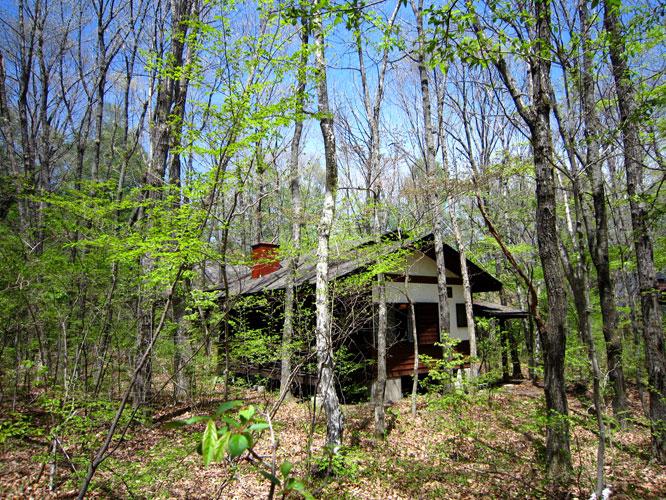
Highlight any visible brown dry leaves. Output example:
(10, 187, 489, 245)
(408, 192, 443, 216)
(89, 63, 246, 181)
(1, 383, 665, 499)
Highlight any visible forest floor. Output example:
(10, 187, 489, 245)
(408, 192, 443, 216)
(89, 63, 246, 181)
(1, 380, 665, 499)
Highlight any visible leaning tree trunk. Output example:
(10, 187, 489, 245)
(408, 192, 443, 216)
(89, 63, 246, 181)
(559, 166, 608, 495)
(450, 197, 478, 376)
(313, 9, 344, 446)
(439, 131, 478, 377)
(604, 0, 666, 461)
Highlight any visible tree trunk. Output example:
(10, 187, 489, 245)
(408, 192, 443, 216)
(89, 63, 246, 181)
(479, 0, 571, 480)
(0, 53, 28, 235)
(280, 17, 308, 400)
(172, 282, 193, 402)
(412, 0, 450, 343)
(133, 0, 193, 408)
(530, 26, 572, 482)
(451, 205, 477, 377)
(406, 275, 419, 417)
(313, 9, 343, 446)
(374, 277, 387, 437)
(168, 2, 198, 403)
(441, 138, 478, 377)
(578, 0, 628, 422)
(604, 0, 666, 461)
(499, 320, 509, 381)
(352, 2, 400, 437)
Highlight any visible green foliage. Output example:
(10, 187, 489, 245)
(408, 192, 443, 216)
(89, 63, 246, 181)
(312, 444, 360, 480)
(0, 412, 42, 445)
(173, 401, 277, 466)
(334, 345, 370, 400)
(173, 400, 314, 498)
(420, 337, 467, 392)
(230, 327, 281, 366)
(94, 437, 194, 497)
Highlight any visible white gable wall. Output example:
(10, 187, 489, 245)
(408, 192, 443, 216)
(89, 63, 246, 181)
(371, 250, 471, 340)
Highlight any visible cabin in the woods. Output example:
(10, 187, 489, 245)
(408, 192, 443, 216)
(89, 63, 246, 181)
(215, 232, 526, 401)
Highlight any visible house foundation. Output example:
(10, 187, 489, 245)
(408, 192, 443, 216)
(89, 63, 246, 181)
(371, 377, 402, 403)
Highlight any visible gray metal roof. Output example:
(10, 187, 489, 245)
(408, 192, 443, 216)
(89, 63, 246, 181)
(213, 232, 503, 297)
(472, 300, 529, 318)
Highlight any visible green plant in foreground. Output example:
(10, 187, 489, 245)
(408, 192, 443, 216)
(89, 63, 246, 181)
(170, 400, 313, 499)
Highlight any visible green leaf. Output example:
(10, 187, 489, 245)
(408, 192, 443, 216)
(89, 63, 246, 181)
(238, 406, 256, 422)
(201, 420, 218, 465)
(183, 415, 212, 425)
(227, 433, 250, 458)
(248, 422, 269, 432)
(222, 416, 239, 428)
(279, 460, 293, 477)
(213, 430, 229, 462)
(215, 400, 243, 416)
(289, 479, 305, 491)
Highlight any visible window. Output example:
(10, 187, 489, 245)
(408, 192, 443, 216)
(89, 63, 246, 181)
(456, 303, 468, 328)
(447, 287, 452, 298)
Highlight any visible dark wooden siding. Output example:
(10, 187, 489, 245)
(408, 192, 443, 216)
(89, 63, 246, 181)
(386, 303, 471, 377)
(388, 303, 438, 377)
(415, 303, 439, 345)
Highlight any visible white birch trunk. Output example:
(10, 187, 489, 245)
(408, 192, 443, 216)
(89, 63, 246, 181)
(313, 10, 343, 446)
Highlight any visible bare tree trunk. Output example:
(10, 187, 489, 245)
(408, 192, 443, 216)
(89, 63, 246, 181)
(134, 0, 193, 408)
(374, 277, 387, 437)
(473, 0, 571, 480)
(578, 0, 627, 423)
(437, 104, 477, 376)
(529, 25, 572, 483)
(169, 1, 198, 403)
(404, 275, 419, 417)
(508, 328, 521, 379)
(450, 197, 477, 377)
(0, 53, 28, 235)
(280, 16, 308, 400)
(313, 9, 343, 446)
(253, 147, 266, 244)
(604, 0, 665, 461)
(92, 0, 109, 183)
(517, 288, 537, 381)
(17, 0, 37, 245)
(560, 196, 608, 496)
(172, 280, 193, 403)
(499, 319, 509, 380)
(352, 2, 400, 438)
(411, 0, 450, 343)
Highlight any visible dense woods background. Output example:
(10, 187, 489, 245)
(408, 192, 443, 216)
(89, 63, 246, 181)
(0, 0, 664, 497)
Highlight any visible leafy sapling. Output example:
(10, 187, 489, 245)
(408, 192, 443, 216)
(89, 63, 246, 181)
(169, 401, 313, 498)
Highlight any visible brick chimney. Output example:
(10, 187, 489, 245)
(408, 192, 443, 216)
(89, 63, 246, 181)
(250, 243, 281, 279)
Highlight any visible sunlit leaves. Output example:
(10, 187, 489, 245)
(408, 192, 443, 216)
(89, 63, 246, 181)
(174, 402, 263, 464)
